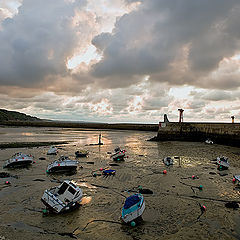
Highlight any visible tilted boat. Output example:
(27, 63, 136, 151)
(233, 175, 240, 184)
(46, 156, 78, 173)
(41, 180, 83, 213)
(205, 139, 213, 144)
(3, 152, 33, 168)
(75, 150, 88, 157)
(163, 157, 174, 166)
(47, 146, 58, 155)
(121, 193, 145, 224)
(216, 156, 229, 169)
(111, 147, 126, 161)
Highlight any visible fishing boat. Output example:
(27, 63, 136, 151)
(121, 193, 145, 224)
(216, 156, 229, 170)
(41, 180, 83, 213)
(75, 150, 88, 157)
(46, 156, 78, 173)
(111, 147, 126, 161)
(205, 139, 213, 144)
(163, 156, 174, 166)
(47, 146, 58, 155)
(3, 152, 33, 168)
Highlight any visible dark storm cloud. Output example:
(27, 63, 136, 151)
(91, 0, 240, 89)
(0, 0, 86, 87)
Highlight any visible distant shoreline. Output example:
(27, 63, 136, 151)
(0, 120, 159, 132)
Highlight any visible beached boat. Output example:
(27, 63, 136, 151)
(121, 193, 145, 224)
(47, 146, 58, 155)
(3, 152, 33, 168)
(75, 150, 88, 157)
(205, 139, 213, 144)
(102, 169, 116, 176)
(233, 175, 240, 184)
(46, 156, 78, 173)
(216, 156, 229, 169)
(111, 147, 126, 161)
(163, 156, 174, 166)
(41, 180, 83, 213)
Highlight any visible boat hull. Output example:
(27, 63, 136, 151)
(3, 159, 33, 168)
(47, 165, 77, 173)
(121, 197, 145, 223)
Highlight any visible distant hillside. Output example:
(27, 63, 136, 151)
(0, 109, 42, 122)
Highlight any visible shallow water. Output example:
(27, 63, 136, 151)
(0, 126, 240, 240)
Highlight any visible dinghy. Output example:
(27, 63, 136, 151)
(47, 146, 58, 155)
(121, 193, 145, 224)
(233, 175, 240, 184)
(75, 150, 88, 157)
(111, 147, 126, 161)
(3, 152, 33, 168)
(216, 156, 229, 170)
(102, 169, 116, 176)
(205, 139, 213, 144)
(41, 180, 83, 213)
(163, 157, 174, 166)
(46, 156, 78, 173)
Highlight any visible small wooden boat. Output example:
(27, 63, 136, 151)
(216, 156, 229, 170)
(111, 147, 126, 161)
(46, 156, 78, 173)
(47, 146, 58, 155)
(3, 152, 33, 168)
(41, 180, 83, 213)
(121, 193, 145, 224)
(75, 150, 88, 157)
(163, 157, 174, 166)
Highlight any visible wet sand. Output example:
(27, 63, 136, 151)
(0, 127, 240, 240)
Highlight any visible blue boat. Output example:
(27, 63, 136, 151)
(121, 194, 145, 224)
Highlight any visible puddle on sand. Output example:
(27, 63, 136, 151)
(81, 196, 92, 205)
(77, 182, 97, 189)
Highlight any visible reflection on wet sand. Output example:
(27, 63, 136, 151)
(0, 127, 240, 239)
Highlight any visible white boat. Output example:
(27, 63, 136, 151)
(216, 156, 229, 169)
(41, 180, 83, 213)
(205, 139, 213, 144)
(163, 157, 174, 166)
(75, 150, 88, 157)
(46, 156, 78, 173)
(234, 175, 240, 184)
(111, 147, 126, 161)
(3, 152, 33, 168)
(121, 193, 145, 224)
(47, 146, 58, 155)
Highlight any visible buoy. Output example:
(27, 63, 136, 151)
(199, 185, 203, 190)
(192, 175, 196, 179)
(5, 181, 10, 185)
(42, 209, 48, 214)
(200, 205, 206, 212)
(163, 170, 167, 174)
(130, 221, 136, 227)
(93, 172, 97, 177)
(99, 168, 103, 171)
(232, 178, 236, 183)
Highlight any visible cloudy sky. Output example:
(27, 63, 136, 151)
(0, 0, 240, 123)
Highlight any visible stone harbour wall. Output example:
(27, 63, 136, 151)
(155, 122, 240, 147)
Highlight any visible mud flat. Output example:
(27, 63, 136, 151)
(0, 127, 240, 240)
